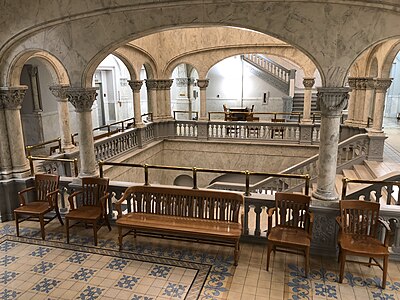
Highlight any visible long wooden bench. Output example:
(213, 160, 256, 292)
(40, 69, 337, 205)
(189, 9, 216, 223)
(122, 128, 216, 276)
(115, 185, 244, 265)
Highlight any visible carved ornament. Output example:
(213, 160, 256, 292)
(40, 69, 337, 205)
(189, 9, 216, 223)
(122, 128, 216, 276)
(0, 86, 28, 110)
(49, 84, 70, 101)
(303, 78, 315, 89)
(65, 87, 98, 112)
(128, 80, 143, 92)
(374, 78, 392, 92)
(196, 79, 209, 89)
(317, 87, 349, 116)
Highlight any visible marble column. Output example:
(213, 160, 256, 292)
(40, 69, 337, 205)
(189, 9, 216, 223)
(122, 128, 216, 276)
(27, 66, 42, 112)
(197, 79, 209, 120)
(0, 86, 30, 178)
(162, 79, 173, 119)
(312, 88, 349, 201)
(363, 78, 375, 127)
(372, 78, 392, 133)
(65, 87, 98, 178)
(128, 80, 143, 127)
(0, 98, 12, 179)
(345, 78, 356, 125)
(353, 78, 367, 126)
(49, 85, 75, 150)
(146, 79, 158, 120)
(302, 78, 315, 123)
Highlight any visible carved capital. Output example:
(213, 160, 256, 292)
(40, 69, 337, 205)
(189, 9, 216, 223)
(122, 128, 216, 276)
(303, 77, 315, 89)
(196, 79, 209, 89)
(365, 77, 375, 90)
(374, 78, 392, 92)
(128, 80, 143, 92)
(161, 79, 174, 90)
(65, 87, 98, 112)
(49, 84, 70, 101)
(145, 79, 159, 90)
(317, 87, 350, 116)
(355, 78, 367, 90)
(0, 86, 28, 110)
(347, 77, 357, 89)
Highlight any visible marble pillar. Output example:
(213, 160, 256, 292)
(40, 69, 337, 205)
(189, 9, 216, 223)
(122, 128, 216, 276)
(146, 79, 158, 120)
(65, 87, 98, 178)
(27, 66, 42, 112)
(354, 78, 367, 126)
(163, 79, 173, 119)
(0, 86, 30, 178)
(312, 88, 349, 201)
(49, 85, 75, 150)
(128, 80, 143, 127)
(0, 98, 12, 179)
(345, 78, 356, 125)
(302, 78, 315, 124)
(363, 78, 375, 127)
(372, 78, 392, 133)
(197, 79, 209, 120)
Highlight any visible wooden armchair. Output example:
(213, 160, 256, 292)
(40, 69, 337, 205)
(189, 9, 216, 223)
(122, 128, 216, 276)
(65, 177, 111, 246)
(14, 174, 63, 240)
(266, 192, 313, 276)
(337, 200, 391, 289)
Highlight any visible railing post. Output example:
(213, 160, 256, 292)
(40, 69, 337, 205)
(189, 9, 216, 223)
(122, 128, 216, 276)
(26, 146, 32, 158)
(341, 177, 348, 200)
(192, 167, 198, 189)
(73, 159, 78, 177)
(245, 171, 251, 196)
(144, 164, 149, 186)
(98, 161, 104, 178)
(305, 175, 310, 196)
(28, 156, 34, 176)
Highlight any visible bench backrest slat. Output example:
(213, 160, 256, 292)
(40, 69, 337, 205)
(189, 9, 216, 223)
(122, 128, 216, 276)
(118, 185, 243, 223)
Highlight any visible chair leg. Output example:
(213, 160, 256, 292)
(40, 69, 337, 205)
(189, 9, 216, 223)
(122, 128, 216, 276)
(305, 247, 310, 277)
(55, 209, 64, 226)
(339, 250, 346, 283)
(266, 243, 273, 271)
(234, 240, 240, 266)
(104, 214, 111, 231)
(66, 218, 70, 244)
(14, 213, 20, 237)
(93, 222, 98, 246)
(39, 215, 45, 240)
(118, 226, 123, 251)
(382, 255, 388, 289)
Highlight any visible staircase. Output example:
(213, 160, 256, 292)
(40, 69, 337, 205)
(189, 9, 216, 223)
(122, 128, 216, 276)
(292, 92, 318, 115)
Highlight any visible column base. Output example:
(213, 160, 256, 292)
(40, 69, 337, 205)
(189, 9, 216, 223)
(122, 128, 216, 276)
(312, 189, 339, 201)
(300, 119, 312, 124)
(62, 143, 76, 152)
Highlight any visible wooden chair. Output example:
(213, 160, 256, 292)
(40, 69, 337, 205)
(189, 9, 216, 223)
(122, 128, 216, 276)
(337, 200, 391, 289)
(65, 177, 111, 245)
(266, 192, 313, 276)
(14, 174, 63, 240)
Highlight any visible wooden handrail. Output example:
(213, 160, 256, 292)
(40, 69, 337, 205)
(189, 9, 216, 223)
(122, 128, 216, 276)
(98, 160, 310, 196)
(25, 138, 63, 157)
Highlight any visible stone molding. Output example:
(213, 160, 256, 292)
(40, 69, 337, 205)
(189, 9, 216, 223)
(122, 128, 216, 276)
(355, 78, 367, 90)
(49, 84, 70, 101)
(65, 87, 98, 112)
(196, 79, 209, 89)
(317, 87, 350, 117)
(128, 80, 143, 92)
(0, 86, 28, 110)
(347, 78, 357, 90)
(160, 79, 173, 90)
(374, 78, 392, 92)
(302, 77, 315, 89)
(145, 79, 159, 90)
(365, 77, 375, 90)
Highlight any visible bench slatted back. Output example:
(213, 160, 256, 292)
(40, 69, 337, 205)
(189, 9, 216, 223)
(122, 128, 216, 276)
(119, 186, 243, 223)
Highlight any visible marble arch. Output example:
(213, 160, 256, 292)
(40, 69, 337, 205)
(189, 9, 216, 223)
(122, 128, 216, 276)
(3, 1, 400, 88)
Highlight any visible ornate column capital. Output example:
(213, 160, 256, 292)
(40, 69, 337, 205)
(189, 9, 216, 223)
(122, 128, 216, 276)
(347, 77, 357, 90)
(128, 80, 143, 92)
(161, 79, 173, 90)
(364, 77, 375, 90)
(317, 87, 350, 117)
(303, 77, 315, 89)
(355, 78, 367, 90)
(0, 86, 28, 110)
(65, 87, 98, 112)
(145, 79, 159, 90)
(196, 79, 209, 89)
(49, 84, 70, 102)
(374, 78, 392, 92)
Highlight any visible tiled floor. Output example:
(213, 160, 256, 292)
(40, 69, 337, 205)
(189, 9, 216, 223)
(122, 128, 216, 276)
(0, 221, 400, 299)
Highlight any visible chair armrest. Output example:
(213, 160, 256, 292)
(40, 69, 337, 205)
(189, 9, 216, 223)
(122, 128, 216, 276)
(17, 186, 35, 206)
(114, 196, 126, 219)
(99, 192, 110, 214)
(378, 218, 392, 247)
(67, 190, 83, 210)
(46, 189, 60, 207)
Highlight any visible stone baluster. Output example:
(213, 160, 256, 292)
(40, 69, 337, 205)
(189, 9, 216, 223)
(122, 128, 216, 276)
(162, 79, 173, 119)
(145, 79, 158, 120)
(65, 87, 98, 178)
(312, 87, 349, 201)
(128, 80, 144, 127)
(302, 78, 315, 124)
(372, 78, 392, 133)
(345, 78, 356, 125)
(197, 79, 209, 120)
(49, 85, 75, 150)
(0, 86, 30, 178)
(363, 78, 375, 126)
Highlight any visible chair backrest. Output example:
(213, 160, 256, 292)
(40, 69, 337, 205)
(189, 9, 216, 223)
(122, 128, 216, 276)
(339, 200, 380, 237)
(274, 192, 311, 230)
(81, 177, 109, 206)
(223, 104, 229, 112)
(250, 104, 255, 112)
(34, 173, 60, 202)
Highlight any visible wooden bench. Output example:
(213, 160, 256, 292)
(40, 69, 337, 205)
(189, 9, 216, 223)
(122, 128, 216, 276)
(115, 185, 244, 265)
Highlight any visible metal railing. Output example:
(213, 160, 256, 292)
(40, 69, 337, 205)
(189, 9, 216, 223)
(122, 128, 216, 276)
(208, 111, 301, 122)
(173, 110, 199, 120)
(98, 161, 310, 196)
(25, 138, 63, 157)
(141, 112, 153, 123)
(28, 156, 78, 177)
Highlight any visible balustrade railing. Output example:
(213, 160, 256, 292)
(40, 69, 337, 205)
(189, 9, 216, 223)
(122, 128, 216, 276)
(94, 129, 139, 161)
(175, 121, 198, 138)
(243, 54, 290, 83)
(173, 110, 199, 120)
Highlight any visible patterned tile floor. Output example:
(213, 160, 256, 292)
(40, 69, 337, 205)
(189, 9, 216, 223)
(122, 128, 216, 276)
(0, 221, 400, 300)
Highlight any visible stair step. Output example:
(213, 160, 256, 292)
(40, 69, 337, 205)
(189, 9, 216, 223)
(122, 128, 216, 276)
(342, 169, 365, 192)
(364, 161, 393, 178)
(353, 164, 374, 180)
(335, 174, 344, 196)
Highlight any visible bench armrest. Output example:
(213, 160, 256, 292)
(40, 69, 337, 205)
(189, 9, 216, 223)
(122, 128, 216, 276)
(378, 218, 392, 247)
(115, 197, 125, 219)
(17, 186, 35, 206)
(68, 190, 83, 210)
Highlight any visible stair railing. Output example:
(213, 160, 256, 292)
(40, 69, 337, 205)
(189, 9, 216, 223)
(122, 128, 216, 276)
(243, 54, 290, 83)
